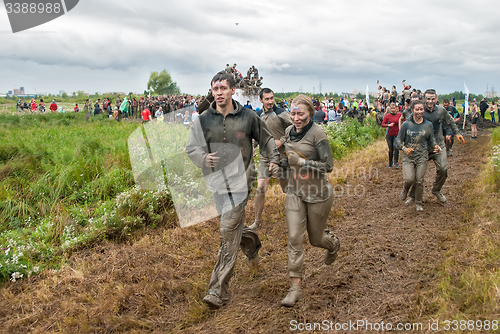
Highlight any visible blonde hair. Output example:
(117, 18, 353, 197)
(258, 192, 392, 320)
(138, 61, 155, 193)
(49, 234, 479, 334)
(291, 94, 315, 117)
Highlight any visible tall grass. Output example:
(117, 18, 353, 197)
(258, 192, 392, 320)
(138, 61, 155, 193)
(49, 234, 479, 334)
(415, 128, 500, 326)
(0, 113, 173, 282)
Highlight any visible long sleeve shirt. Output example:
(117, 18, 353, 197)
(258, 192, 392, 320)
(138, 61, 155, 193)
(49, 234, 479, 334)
(396, 116, 437, 163)
(382, 112, 402, 136)
(283, 122, 334, 203)
(423, 105, 460, 149)
(260, 108, 293, 161)
(186, 100, 280, 193)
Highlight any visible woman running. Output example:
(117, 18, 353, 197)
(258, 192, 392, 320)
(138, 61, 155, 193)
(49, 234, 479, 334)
(280, 94, 340, 307)
(382, 102, 402, 168)
(396, 100, 441, 211)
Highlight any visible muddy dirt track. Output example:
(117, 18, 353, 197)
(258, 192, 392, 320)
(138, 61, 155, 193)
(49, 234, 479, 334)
(0, 132, 491, 333)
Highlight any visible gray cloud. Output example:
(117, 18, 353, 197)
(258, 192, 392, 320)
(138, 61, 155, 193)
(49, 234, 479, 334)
(1, 0, 499, 95)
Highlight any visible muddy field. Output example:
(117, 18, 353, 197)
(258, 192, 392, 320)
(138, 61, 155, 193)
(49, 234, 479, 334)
(0, 130, 491, 333)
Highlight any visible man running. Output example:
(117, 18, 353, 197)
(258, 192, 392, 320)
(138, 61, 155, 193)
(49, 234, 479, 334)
(442, 99, 461, 156)
(250, 88, 293, 230)
(406, 89, 465, 204)
(186, 72, 280, 309)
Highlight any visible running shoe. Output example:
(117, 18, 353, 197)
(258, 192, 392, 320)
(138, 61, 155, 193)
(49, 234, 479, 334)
(281, 287, 302, 307)
(400, 189, 407, 201)
(432, 191, 447, 204)
(404, 197, 415, 205)
(248, 220, 261, 230)
(324, 236, 340, 265)
(203, 294, 226, 309)
(394, 163, 399, 168)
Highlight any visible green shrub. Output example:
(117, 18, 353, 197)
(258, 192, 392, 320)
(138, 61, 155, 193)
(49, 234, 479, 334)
(323, 117, 384, 160)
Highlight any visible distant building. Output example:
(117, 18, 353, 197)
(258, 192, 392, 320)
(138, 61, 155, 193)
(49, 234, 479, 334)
(484, 90, 498, 98)
(13, 87, 25, 95)
(7, 90, 12, 95)
(484, 85, 498, 98)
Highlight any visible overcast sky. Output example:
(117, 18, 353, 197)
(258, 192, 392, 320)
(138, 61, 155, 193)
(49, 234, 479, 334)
(1, 0, 499, 96)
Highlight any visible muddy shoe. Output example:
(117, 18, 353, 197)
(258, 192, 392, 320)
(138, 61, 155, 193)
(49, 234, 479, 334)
(432, 191, 447, 204)
(415, 203, 423, 212)
(281, 287, 302, 307)
(400, 189, 407, 201)
(324, 236, 340, 265)
(248, 220, 261, 230)
(203, 294, 225, 309)
(404, 197, 415, 205)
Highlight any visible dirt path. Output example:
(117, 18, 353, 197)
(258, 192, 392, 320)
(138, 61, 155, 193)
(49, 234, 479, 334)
(0, 132, 491, 333)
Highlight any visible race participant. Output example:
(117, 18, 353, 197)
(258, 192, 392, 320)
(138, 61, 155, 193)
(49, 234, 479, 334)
(381, 102, 402, 168)
(186, 72, 280, 309)
(470, 102, 479, 139)
(398, 94, 422, 129)
(396, 100, 441, 211)
(402, 80, 412, 109)
(250, 88, 292, 230)
(280, 94, 340, 307)
(390, 85, 398, 103)
(442, 99, 461, 155)
(406, 89, 465, 204)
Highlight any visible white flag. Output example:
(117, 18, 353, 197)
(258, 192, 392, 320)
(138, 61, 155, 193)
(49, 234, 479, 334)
(464, 82, 469, 115)
(366, 85, 370, 109)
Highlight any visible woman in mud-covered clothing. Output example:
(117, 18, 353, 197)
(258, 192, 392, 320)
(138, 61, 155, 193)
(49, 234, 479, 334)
(280, 94, 340, 307)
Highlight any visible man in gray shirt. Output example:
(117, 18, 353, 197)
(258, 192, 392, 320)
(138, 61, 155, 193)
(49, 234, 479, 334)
(250, 88, 292, 230)
(186, 72, 280, 309)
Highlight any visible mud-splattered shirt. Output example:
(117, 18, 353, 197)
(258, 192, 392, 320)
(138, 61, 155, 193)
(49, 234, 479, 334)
(283, 122, 334, 203)
(396, 116, 437, 163)
(423, 105, 460, 149)
(186, 100, 280, 192)
(260, 109, 293, 162)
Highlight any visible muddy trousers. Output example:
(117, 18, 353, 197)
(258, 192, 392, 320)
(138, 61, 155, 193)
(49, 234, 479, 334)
(386, 135, 399, 165)
(207, 192, 261, 303)
(403, 160, 428, 205)
(285, 192, 336, 278)
(409, 149, 447, 199)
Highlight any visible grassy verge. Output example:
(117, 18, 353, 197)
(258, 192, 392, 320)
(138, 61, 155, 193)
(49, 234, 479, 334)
(416, 129, 500, 330)
(0, 113, 174, 282)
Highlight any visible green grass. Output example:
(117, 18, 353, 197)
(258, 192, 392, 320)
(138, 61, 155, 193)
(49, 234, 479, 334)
(0, 113, 173, 282)
(414, 129, 500, 329)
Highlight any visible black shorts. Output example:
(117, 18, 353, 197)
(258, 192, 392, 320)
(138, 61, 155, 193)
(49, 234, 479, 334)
(471, 117, 478, 124)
